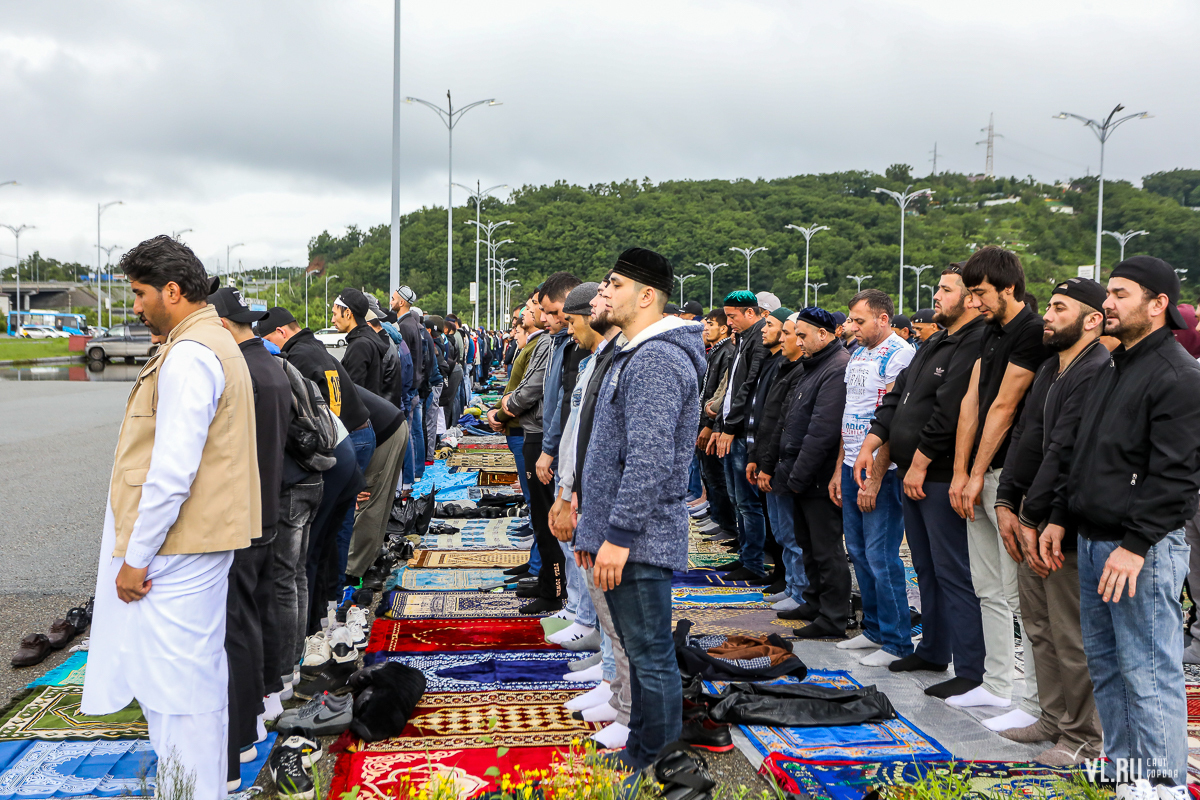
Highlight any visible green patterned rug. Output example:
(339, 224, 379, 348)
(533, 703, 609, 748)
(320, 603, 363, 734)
(0, 687, 146, 741)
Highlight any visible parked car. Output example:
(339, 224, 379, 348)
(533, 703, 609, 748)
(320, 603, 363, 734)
(20, 325, 70, 339)
(86, 324, 154, 363)
(314, 327, 347, 347)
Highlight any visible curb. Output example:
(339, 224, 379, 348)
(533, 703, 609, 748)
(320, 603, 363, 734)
(0, 356, 87, 367)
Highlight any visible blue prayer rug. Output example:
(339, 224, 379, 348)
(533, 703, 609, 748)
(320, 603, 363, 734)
(365, 651, 599, 693)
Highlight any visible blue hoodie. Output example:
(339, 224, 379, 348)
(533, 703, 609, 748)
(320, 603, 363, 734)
(574, 317, 706, 571)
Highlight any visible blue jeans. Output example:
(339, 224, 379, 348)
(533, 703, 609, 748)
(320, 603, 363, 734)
(336, 426, 376, 581)
(407, 393, 425, 482)
(686, 452, 703, 501)
(721, 437, 767, 576)
(840, 465, 912, 657)
(1079, 529, 1189, 785)
(766, 492, 807, 603)
(507, 433, 529, 501)
(605, 562, 681, 770)
(601, 626, 616, 682)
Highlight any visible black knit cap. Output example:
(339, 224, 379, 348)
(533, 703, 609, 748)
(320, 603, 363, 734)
(1052, 277, 1107, 314)
(795, 306, 839, 333)
(1110, 256, 1186, 329)
(612, 247, 673, 297)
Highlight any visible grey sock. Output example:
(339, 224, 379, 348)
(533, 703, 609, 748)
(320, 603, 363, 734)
(564, 628, 604, 652)
(568, 651, 602, 671)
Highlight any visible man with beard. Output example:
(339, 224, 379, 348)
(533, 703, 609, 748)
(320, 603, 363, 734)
(949, 246, 1049, 721)
(988, 278, 1109, 765)
(1041, 258, 1200, 791)
(853, 265, 987, 698)
(695, 310, 737, 540)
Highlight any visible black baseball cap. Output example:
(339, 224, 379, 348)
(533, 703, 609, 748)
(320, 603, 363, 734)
(1052, 277, 1107, 313)
(335, 287, 369, 319)
(207, 287, 267, 324)
(1110, 256, 1186, 329)
(255, 306, 297, 337)
(682, 300, 703, 316)
(664, 303, 680, 315)
(910, 308, 936, 324)
(891, 314, 913, 332)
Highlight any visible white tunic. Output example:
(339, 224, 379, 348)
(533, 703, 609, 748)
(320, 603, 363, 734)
(82, 341, 236, 717)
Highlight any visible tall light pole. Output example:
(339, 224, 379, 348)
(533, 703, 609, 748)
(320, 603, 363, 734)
(1, 224, 33, 333)
(389, 0, 402, 298)
(304, 271, 311, 329)
(325, 273, 340, 327)
(922, 284, 936, 307)
(847, 274, 872, 293)
(696, 262, 727, 309)
(872, 185, 933, 315)
(97, 201, 123, 329)
(405, 91, 501, 314)
(904, 264, 935, 313)
(274, 258, 292, 308)
(675, 273, 699, 304)
(729, 246, 767, 291)
(807, 282, 828, 306)
(494, 257, 517, 319)
(1102, 229, 1150, 265)
(100, 245, 120, 327)
(226, 243, 245, 283)
(455, 181, 506, 329)
(1055, 105, 1151, 281)
(486, 239, 514, 327)
(172, 228, 193, 242)
(784, 224, 830, 306)
(467, 219, 512, 328)
(501, 280, 520, 322)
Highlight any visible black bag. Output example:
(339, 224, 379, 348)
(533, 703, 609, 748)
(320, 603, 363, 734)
(278, 357, 338, 472)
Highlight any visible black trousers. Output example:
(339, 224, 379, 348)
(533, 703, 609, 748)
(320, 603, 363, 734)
(226, 540, 281, 779)
(699, 449, 737, 532)
(793, 493, 851, 633)
(522, 434, 564, 601)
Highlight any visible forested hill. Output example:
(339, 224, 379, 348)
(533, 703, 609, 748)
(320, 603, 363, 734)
(300, 165, 1200, 321)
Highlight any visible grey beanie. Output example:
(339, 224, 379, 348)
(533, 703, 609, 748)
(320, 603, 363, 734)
(563, 282, 600, 315)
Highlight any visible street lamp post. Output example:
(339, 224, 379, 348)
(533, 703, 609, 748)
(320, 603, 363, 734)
(496, 259, 518, 316)
(696, 262, 727, 309)
(325, 274, 340, 327)
(405, 91, 501, 314)
(486, 240, 514, 327)
(226, 243, 245, 284)
(922, 284, 936, 307)
(784, 224, 830, 306)
(729, 246, 768, 291)
(304, 272, 312, 329)
(100, 245, 120, 327)
(1, 224, 34, 333)
(1055, 105, 1151, 281)
(873, 185, 934, 314)
(1102, 229, 1150, 265)
(97, 201, 123, 329)
(904, 264, 935, 312)
(807, 282, 829, 305)
(455, 182, 507, 329)
(274, 258, 292, 307)
(847, 274, 872, 293)
(467, 219, 512, 328)
(675, 274, 699, 305)
(172, 228, 193, 242)
(501, 280, 520, 322)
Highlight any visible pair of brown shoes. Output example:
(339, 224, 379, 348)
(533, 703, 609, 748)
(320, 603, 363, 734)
(10, 598, 93, 668)
(11, 634, 52, 667)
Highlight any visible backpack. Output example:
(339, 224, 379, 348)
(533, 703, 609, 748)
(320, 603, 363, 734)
(278, 356, 338, 472)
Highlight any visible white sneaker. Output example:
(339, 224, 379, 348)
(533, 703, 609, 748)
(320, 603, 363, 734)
(1116, 780, 1157, 800)
(345, 607, 369, 650)
(836, 634, 878, 650)
(328, 626, 357, 664)
(859, 649, 900, 667)
(1156, 785, 1188, 800)
(772, 597, 800, 612)
(565, 682, 613, 711)
(591, 721, 630, 749)
(564, 663, 603, 682)
(301, 633, 331, 670)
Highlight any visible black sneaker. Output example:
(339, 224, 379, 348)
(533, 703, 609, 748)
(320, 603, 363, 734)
(679, 715, 734, 752)
(294, 659, 357, 700)
(269, 736, 316, 800)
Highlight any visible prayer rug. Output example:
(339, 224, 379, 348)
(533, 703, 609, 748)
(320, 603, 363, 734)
(671, 588, 772, 608)
(0, 687, 146, 741)
(421, 519, 531, 550)
(365, 651, 597, 692)
(392, 567, 508, 591)
(673, 608, 796, 638)
(26, 653, 87, 688)
(331, 745, 568, 800)
(672, 568, 755, 587)
(446, 450, 516, 470)
(1189, 684, 1200, 733)
(688, 552, 738, 568)
(458, 441, 509, 450)
(414, 550, 530, 569)
(762, 756, 1083, 800)
(377, 591, 533, 620)
(412, 462, 479, 500)
(366, 618, 557, 653)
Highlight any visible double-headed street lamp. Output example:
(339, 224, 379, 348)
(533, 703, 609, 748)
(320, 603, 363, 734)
(468, 219, 512, 328)
(847, 274, 872, 293)
(807, 282, 829, 306)
(227, 243, 245, 283)
(501, 280, 521, 323)
(405, 91, 501, 314)
(873, 185, 933, 315)
(696, 262, 727, 309)
(1055, 105, 1150, 281)
(100, 245, 121, 327)
(904, 264, 935, 313)
(1102, 229, 1150, 265)
(2, 224, 34, 331)
(97, 201, 123, 326)
(784, 224, 830, 307)
(495, 258, 518, 317)
(455, 182, 507, 329)
(675, 273, 699, 305)
(729, 246, 768, 291)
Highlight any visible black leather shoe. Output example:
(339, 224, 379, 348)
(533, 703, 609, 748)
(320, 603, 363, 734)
(776, 603, 819, 622)
(679, 715, 734, 752)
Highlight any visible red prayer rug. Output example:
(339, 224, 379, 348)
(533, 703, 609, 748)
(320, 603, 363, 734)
(1188, 683, 1200, 733)
(365, 617, 557, 653)
(330, 745, 567, 799)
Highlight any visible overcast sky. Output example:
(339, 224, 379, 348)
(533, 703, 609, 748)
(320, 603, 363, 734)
(0, 0, 1195, 272)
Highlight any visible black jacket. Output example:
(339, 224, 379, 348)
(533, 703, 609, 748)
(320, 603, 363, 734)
(745, 352, 783, 460)
(343, 323, 386, 396)
(750, 357, 803, 479)
(716, 319, 771, 437)
(776, 341, 851, 496)
(1051, 327, 1200, 557)
(869, 317, 986, 482)
(395, 310, 428, 392)
(700, 337, 735, 433)
(376, 328, 414, 416)
(996, 340, 1110, 542)
(280, 328, 369, 430)
(239, 339, 291, 542)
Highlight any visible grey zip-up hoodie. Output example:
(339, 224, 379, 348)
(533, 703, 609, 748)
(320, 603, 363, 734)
(574, 317, 706, 571)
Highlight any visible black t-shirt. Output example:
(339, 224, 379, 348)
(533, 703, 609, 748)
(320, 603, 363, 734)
(239, 338, 292, 541)
(973, 304, 1050, 470)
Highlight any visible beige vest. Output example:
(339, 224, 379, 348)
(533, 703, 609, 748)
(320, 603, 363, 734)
(110, 305, 260, 558)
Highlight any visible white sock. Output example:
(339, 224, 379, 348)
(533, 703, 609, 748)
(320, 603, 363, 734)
(263, 692, 284, 722)
(563, 663, 603, 682)
(859, 649, 900, 667)
(239, 745, 257, 764)
(836, 634, 878, 650)
(772, 597, 800, 612)
(255, 713, 267, 743)
(549, 622, 596, 645)
(946, 686, 1011, 708)
(591, 722, 630, 749)
(564, 682, 613, 711)
(227, 779, 242, 791)
(550, 609, 576, 621)
(983, 708, 1040, 731)
(581, 702, 618, 722)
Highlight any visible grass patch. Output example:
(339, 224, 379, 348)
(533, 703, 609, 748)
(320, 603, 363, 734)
(0, 338, 73, 361)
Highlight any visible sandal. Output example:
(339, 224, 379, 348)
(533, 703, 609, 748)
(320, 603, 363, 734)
(64, 599, 92, 636)
(652, 742, 715, 800)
